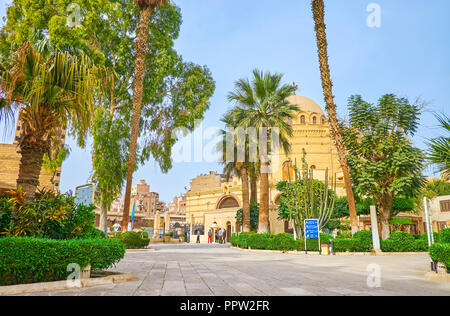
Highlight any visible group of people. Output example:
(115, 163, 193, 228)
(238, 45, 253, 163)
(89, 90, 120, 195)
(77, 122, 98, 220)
(207, 228, 227, 244)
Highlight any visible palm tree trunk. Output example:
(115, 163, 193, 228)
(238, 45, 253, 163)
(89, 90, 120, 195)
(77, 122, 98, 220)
(250, 175, 258, 206)
(122, 6, 153, 231)
(312, 0, 359, 234)
(16, 143, 46, 202)
(258, 163, 270, 233)
(241, 165, 251, 232)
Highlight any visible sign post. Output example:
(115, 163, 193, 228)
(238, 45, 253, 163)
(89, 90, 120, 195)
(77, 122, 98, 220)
(304, 219, 320, 255)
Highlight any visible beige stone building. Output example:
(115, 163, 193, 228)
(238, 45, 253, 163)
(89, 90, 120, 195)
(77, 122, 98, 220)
(185, 95, 346, 243)
(0, 113, 65, 195)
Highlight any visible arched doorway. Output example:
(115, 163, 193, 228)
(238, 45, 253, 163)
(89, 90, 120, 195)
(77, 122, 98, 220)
(226, 221, 232, 242)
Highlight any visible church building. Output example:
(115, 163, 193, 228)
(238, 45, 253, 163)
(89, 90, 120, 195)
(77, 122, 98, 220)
(185, 95, 346, 243)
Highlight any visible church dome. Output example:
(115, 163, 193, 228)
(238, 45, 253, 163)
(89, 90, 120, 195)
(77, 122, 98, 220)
(286, 95, 325, 115)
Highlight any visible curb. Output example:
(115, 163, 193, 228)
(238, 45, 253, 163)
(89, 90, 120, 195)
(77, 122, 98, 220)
(126, 249, 156, 253)
(424, 272, 450, 282)
(0, 274, 138, 296)
(230, 246, 428, 256)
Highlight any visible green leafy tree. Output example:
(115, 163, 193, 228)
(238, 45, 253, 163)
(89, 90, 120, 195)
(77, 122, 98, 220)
(342, 94, 426, 239)
(2, 1, 215, 231)
(236, 204, 260, 232)
(226, 70, 299, 233)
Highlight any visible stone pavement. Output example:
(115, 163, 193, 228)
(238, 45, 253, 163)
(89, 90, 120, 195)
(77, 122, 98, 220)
(21, 243, 450, 296)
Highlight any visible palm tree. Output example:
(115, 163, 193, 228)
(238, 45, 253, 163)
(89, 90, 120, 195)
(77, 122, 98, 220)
(122, 0, 170, 231)
(311, 0, 359, 233)
(227, 70, 299, 233)
(429, 114, 450, 178)
(219, 114, 251, 232)
(0, 42, 98, 201)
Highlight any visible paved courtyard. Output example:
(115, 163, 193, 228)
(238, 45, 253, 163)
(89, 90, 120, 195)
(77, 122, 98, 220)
(25, 244, 450, 296)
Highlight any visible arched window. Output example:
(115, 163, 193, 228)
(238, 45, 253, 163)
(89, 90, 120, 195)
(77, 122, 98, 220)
(217, 196, 240, 209)
(282, 161, 294, 181)
(300, 115, 306, 125)
(312, 116, 317, 125)
(322, 118, 326, 125)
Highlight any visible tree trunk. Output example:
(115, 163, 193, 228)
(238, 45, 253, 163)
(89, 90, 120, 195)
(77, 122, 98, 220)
(16, 143, 46, 202)
(250, 175, 258, 206)
(311, 0, 358, 234)
(377, 194, 394, 240)
(241, 165, 251, 232)
(99, 195, 109, 237)
(122, 6, 153, 232)
(258, 163, 270, 234)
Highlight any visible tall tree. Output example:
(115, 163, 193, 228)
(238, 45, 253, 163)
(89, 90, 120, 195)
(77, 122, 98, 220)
(219, 114, 251, 232)
(227, 70, 299, 233)
(311, 0, 359, 234)
(342, 94, 426, 240)
(0, 42, 100, 201)
(2, 1, 215, 231)
(122, 0, 215, 231)
(123, 0, 170, 231)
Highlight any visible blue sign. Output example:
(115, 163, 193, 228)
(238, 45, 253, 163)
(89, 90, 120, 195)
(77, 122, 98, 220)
(304, 219, 319, 239)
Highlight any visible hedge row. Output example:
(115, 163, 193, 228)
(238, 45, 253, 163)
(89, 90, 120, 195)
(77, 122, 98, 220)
(0, 237, 126, 286)
(231, 230, 440, 253)
(230, 232, 370, 253)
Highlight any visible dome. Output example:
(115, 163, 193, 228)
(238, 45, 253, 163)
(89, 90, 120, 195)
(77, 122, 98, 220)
(286, 95, 325, 115)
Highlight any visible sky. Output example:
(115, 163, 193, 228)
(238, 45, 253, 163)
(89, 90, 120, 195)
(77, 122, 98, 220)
(0, 0, 449, 204)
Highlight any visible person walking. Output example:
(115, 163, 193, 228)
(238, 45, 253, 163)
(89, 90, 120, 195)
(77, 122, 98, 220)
(208, 230, 212, 244)
(215, 230, 219, 243)
(219, 229, 223, 244)
(223, 228, 227, 244)
(196, 230, 201, 244)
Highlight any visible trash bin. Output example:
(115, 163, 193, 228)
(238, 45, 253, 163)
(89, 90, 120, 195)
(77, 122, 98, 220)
(321, 244, 330, 256)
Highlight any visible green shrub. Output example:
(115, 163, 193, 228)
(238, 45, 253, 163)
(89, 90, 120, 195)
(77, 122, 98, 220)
(270, 233, 297, 252)
(230, 233, 239, 246)
(247, 233, 272, 250)
(332, 239, 362, 252)
(1, 189, 98, 240)
(235, 232, 254, 249)
(429, 243, 450, 269)
(381, 231, 416, 252)
(419, 232, 441, 243)
(336, 230, 352, 239)
(0, 237, 125, 286)
(115, 231, 149, 249)
(440, 228, 450, 244)
(413, 239, 429, 252)
(353, 230, 373, 252)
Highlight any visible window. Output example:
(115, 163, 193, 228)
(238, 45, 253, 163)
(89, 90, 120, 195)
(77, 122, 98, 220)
(313, 117, 317, 125)
(300, 115, 306, 125)
(322, 118, 326, 125)
(17, 126, 21, 131)
(440, 200, 450, 213)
